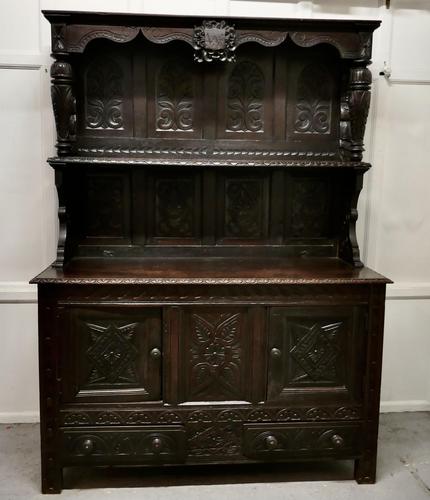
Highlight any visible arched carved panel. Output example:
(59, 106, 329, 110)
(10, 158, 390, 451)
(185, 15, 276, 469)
(85, 58, 124, 130)
(156, 60, 194, 132)
(294, 64, 333, 135)
(226, 61, 265, 133)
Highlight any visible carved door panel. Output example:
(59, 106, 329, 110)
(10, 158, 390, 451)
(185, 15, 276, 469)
(267, 306, 366, 404)
(62, 307, 162, 403)
(175, 307, 264, 403)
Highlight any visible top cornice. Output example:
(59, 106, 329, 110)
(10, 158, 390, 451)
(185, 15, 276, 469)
(42, 10, 380, 61)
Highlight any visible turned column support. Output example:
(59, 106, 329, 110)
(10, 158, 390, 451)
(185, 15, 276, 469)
(50, 54, 76, 156)
(347, 60, 372, 162)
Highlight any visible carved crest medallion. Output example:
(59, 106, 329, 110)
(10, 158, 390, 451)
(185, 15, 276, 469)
(193, 20, 236, 63)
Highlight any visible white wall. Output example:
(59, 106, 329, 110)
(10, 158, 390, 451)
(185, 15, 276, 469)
(0, 0, 429, 422)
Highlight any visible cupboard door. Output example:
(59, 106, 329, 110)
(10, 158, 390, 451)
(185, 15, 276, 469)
(62, 307, 162, 403)
(175, 307, 263, 403)
(267, 306, 366, 404)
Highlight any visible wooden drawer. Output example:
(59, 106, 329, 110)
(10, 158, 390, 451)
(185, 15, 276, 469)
(243, 422, 362, 460)
(61, 426, 186, 465)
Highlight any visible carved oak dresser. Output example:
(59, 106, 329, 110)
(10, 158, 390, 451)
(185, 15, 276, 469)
(32, 11, 390, 493)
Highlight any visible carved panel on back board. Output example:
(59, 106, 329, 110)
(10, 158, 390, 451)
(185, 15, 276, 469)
(226, 60, 265, 133)
(154, 177, 196, 238)
(289, 176, 331, 238)
(85, 58, 124, 130)
(156, 60, 194, 132)
(294, 64, 333, 135)
(83, 174, 130, 242)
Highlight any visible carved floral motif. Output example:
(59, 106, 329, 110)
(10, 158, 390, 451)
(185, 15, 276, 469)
(85, 58, 124, 129)
(188, 313, 243, 400)
(226, 61, 265, 133)
(156, 60, 194, 131)
(294, 64, 332, 134)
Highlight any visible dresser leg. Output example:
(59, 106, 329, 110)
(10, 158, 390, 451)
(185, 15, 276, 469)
(354, 454, 377, 484)
(41, 459, 63, 494)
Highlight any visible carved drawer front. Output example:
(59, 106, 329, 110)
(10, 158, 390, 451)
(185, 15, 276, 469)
(243, 422, 362, 460)
(268, 306, 366, 404)
(61, 426, 186, 465)
(61, 307, 162, 403)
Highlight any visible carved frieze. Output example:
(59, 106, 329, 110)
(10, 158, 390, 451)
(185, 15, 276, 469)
(52, 21, 376, 61)
(61, 404, 363, 427)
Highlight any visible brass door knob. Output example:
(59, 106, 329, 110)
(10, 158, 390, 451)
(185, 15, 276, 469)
(270, 347, 282, 359)
(331, 434, 344, 448)
(81, 438, 94, 455)
(150, 347, 162, 359)
(151, 436, 163, 452)
(265, 435, 278, 449)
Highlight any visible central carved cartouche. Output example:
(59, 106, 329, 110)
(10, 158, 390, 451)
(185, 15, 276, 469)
(193, 20, 236, 62)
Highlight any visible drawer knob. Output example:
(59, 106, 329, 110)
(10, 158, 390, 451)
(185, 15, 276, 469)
(151, 436, 163, 453)
(331, 434, 344, 448)
(265, 435, 278, 450)
(81, 438, 94, 455)
(270, 348, 282, 359)
(150, 348, 162, 359)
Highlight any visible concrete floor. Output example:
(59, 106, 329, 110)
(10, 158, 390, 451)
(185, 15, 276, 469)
(0, 412, 429, 499)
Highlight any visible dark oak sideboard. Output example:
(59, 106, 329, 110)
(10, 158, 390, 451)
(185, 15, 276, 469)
(32, 11, 389, 493)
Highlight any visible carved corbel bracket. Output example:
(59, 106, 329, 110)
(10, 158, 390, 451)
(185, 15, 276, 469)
(50, 57, 76, 156)
(53, 168, 69, 269)
(339, 173, 364, 268)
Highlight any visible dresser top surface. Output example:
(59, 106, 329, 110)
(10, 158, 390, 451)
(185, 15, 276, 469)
(31, 257, 391, 285)
(42, 10, 381, 29)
